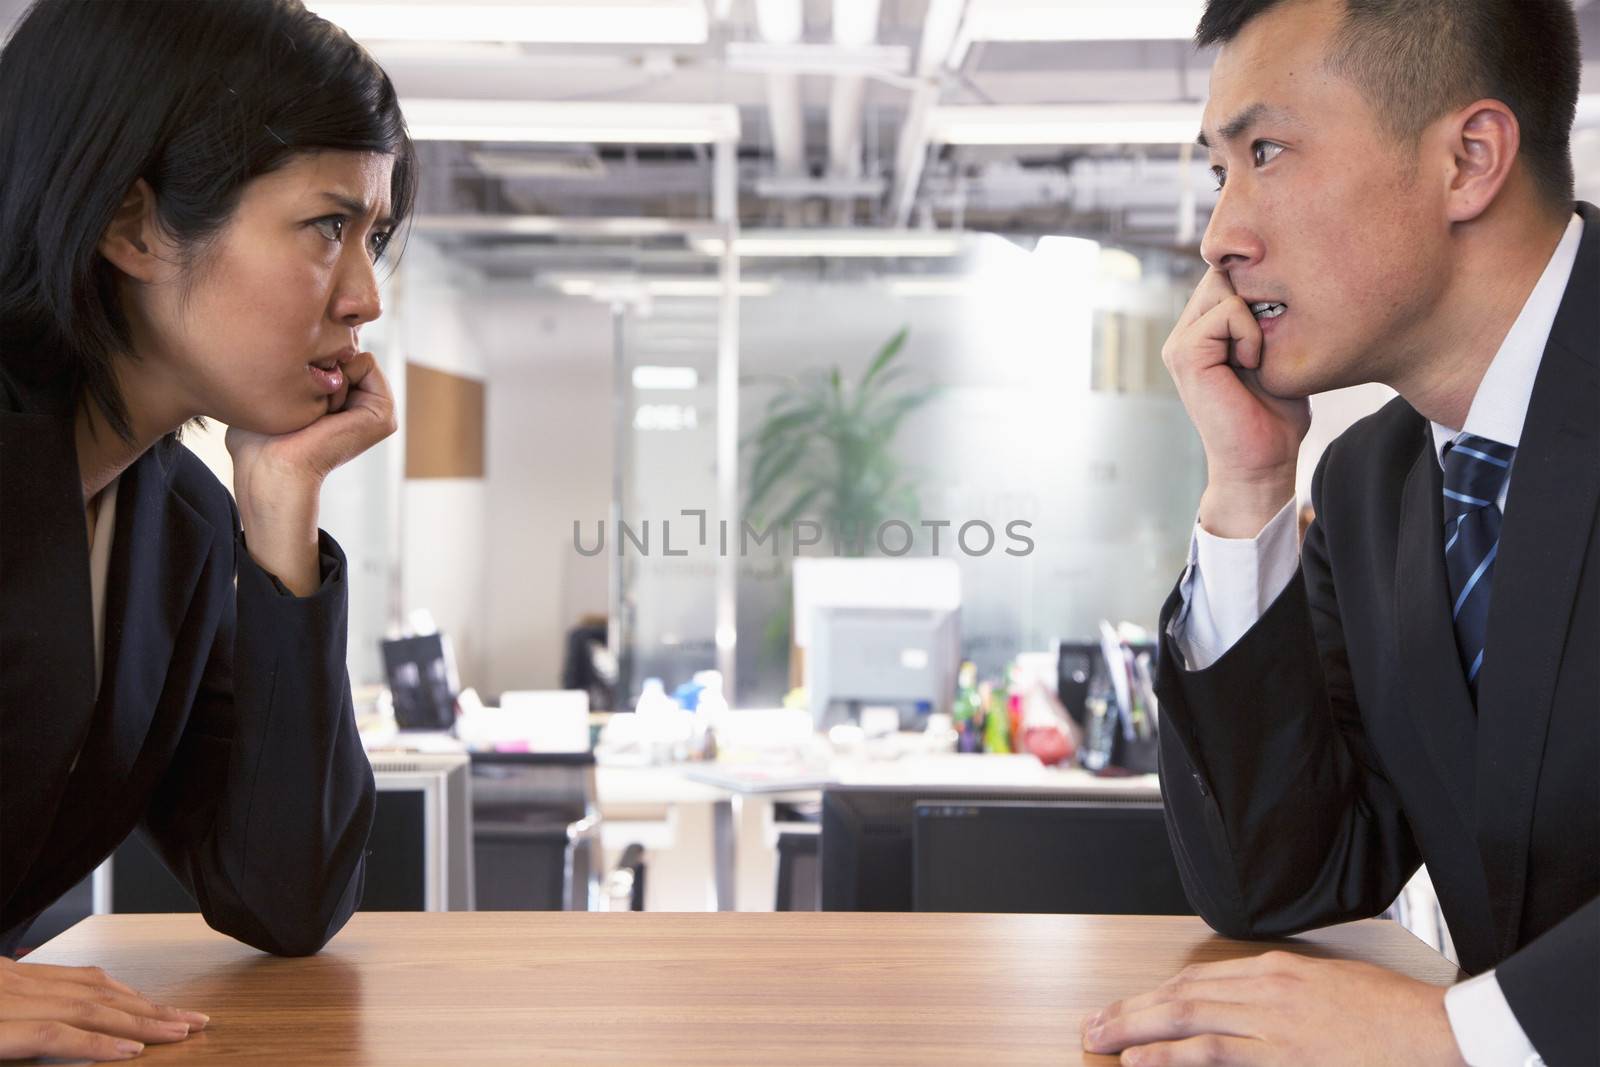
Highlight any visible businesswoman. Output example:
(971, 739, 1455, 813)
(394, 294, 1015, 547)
(0, 0, 414, 1058)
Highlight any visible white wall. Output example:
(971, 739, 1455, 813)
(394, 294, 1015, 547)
(393, 238, 491, 688)
(476, 292, 614, 698)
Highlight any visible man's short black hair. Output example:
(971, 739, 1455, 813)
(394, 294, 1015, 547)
(1196, 0, 1581, 213)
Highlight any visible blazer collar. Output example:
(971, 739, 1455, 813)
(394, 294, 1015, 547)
(0, 398, 213, 907)
(1393, 435, 1479, 831)
(0, 406, 98, 895)
(1472, 200, 1600, 958)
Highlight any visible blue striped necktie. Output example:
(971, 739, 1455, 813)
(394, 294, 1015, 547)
(1442, 433, 1516, 702)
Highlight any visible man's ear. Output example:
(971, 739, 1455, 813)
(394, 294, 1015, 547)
(98, 178, 168, 281)
(1441, 99, 1520, 225)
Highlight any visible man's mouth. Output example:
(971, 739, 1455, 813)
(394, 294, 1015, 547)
(1249, 301, 1288, 320)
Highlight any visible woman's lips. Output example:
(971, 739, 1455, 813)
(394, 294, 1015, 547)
(308, 361, 345, 394)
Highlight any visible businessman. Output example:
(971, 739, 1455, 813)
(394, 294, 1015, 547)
(1081, 1, 1597, 1064)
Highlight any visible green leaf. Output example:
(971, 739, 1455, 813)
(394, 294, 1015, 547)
(860, 326, 909, 392)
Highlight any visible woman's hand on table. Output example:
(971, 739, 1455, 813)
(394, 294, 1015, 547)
(0, 957, 208, 1061)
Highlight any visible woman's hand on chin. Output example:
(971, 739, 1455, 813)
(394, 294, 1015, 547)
(224, 351, 397, 595)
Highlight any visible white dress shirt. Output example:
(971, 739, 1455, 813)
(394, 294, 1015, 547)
(1167, 210, 1584, 1067)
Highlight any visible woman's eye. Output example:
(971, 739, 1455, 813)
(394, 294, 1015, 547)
(1211, 166, 1226, 191)
(1252, 141, 1284, 167)
(369, 230, 393, 261)
(313, 216, 346, 243)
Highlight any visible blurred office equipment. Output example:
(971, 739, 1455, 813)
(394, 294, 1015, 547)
(365, 752, 476, 911)
(471, 752, 603, 911)
(382, 632, 458, 731)
(1057, 632, 1161, 775)
(820, 784, 1189, 914)
(794, 558, 961, 731)
(775, 827, 822, 911)
(912, 800, 1189, 913)
(561, 614, 619, 712)
(1055, 640, 1099, 730)
(88, 752, 475, 916)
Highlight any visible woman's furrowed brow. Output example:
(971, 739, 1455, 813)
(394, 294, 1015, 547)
(315, 190, 394, 227)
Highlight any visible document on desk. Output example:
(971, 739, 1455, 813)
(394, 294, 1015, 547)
(682, 764, 834, 793)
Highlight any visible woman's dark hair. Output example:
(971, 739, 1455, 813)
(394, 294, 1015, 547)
(0, 0, 417, 438)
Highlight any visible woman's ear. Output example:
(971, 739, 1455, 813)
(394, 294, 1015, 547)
(98, 178, 168, 280)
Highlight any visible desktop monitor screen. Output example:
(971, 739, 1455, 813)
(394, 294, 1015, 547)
(821, 785, 1191, 915)
(912, 800, 1192, 914)
(806, 606, 959, 731)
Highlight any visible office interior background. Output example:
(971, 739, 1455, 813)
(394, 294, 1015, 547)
(12, 0, 1598, 939)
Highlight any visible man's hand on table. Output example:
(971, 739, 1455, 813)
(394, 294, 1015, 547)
(1080, 950, 1468, 1066)
(0, 957, 208, 1061)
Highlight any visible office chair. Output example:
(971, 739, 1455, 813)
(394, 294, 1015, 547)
(470, 752, 604, 911)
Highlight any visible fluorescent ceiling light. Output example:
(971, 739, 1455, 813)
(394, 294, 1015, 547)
(307, 1, 709, 44)
(692, 229, 966, 257)
(402, 100, 740, 144)
(886, 277, 974, 297)
(632, 366, 700, 390)
(723, 41, 910, 76)
(552, 275, 774, 297)
(928, 104, 1203, 145)
(959, 0, 1204, 42)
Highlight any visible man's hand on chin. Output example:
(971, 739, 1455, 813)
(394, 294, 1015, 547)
(1080, 950, 1468, 1066)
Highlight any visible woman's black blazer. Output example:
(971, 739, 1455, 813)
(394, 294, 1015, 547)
(0, 374, 376, 956)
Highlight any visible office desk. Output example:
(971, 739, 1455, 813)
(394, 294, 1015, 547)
(25, 912, 1458, 1065)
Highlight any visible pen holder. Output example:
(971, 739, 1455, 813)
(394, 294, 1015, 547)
(1110, 726, 1160, 775)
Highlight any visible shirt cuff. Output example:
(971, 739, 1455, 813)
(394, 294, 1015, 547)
(1445, 970, 1544, 1067)
(1167, 499, 1299, 671)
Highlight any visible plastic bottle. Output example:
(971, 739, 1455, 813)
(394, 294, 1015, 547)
(635, 677, 676, 716)
(953, 661, 981, 754)
(982, 682, 1013, 754)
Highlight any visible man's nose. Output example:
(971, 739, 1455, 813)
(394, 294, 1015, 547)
(1199, 187, 1264, 274)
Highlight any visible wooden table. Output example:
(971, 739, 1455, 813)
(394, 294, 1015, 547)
(22, 913, 1460, 1065)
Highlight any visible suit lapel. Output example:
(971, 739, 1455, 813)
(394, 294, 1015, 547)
(1394, 431, 1479, 830)
(65, 444, 214, 802)
(1473, 205, 1600, 959)
(0, 408, 97, 901)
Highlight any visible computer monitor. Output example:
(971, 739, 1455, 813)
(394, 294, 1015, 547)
(92, 751, 475, 915)
(807, 605, 959, 731)
(794, 557, 961, 731)
(820, 784, 1190, 914)
(912, 800, 1192, 914)
(366, 752, 475, 911)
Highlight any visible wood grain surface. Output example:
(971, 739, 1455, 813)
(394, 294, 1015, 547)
(21, 912, 1461, 1066)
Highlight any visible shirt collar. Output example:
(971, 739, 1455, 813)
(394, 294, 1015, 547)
(1429, 210, 1586, 464)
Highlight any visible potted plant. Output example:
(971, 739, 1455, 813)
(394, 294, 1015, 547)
(743, 326, 939, 676)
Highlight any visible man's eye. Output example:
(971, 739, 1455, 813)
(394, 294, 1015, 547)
(1252, 141, 1284, 167)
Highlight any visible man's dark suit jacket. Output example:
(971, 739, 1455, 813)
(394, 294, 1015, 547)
(0, 372, 376, 957)
(1155, 203, 1599, 1065)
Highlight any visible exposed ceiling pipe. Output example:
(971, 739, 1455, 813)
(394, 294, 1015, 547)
(887, 0, 966, 227)
(826, 0, 880, 224)
(756, 0, 807, 225)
